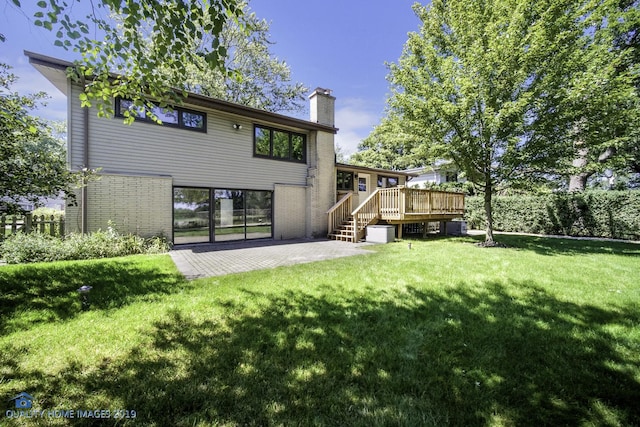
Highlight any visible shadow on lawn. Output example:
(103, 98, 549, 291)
(7, 280, 640, 426)
(0, 256, 187, 335)
(465, 233, 640, 257)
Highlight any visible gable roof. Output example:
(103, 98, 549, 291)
(25, 50, 338, 134)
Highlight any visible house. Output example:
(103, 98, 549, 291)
(404, 162, 463, 188)
(11, 392, 34, 409)
(27, 51, 464, 244)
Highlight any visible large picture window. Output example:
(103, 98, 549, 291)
(173, 187, 272, 244)
(253, 125, 306, 163)
(116, 98, 206, 132)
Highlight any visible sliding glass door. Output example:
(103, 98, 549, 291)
(173, 188, 210, 244)
(173, 187, 272, 244)
(214, 190, 245, 242)
(246, 191, 272, 239)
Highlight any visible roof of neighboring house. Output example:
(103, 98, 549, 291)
(404, 161, 458, 175)
(24, 50, 338, 134)
(336, 163, 419, 178)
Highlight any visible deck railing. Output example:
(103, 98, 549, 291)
(348, 187, 465, 242)
(326, 192, 353, 237)
(403, 188, 465, 216)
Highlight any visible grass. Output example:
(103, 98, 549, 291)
(1, 235, 639, 426)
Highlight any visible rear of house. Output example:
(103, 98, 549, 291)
(27, 51, 338, 244)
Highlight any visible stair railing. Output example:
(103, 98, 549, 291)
(326, 192, 353, 237)
(351, 189, 382, 242)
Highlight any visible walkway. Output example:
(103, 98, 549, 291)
(169, 239, 375, 279)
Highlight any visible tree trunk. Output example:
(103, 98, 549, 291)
(569, 146, 590, 192)
(568, 145, 616, 191)
(484, 182, 494, 244)
(568, 173, 590, 192)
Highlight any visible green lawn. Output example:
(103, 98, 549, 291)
(1, 235, 639, 426)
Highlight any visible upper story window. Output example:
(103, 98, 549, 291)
(254, 125, 306, 163)
(115, 98, 206, 132)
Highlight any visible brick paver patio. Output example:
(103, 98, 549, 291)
(169, 239, 374, 279)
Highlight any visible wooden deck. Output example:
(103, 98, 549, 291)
(327, 187, 465, 242)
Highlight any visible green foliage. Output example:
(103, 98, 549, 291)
(350, 114, 427, 170)
(383, 0, 638, 241)
(421, 180, 476, 195)
(149, 1, 307, 113)
(465, 191, 640, 240)
(0, 64, 77, 213)
(6, 0, 248, 122)
(31, 207, 65, 221)
(0, 226, 170, 264)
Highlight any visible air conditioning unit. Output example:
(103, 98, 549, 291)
(445, 221, 467, 236)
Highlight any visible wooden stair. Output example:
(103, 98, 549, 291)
(328, 216, 357, 242)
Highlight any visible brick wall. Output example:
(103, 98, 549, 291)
(66, 173, 172, 238)
(274, 184, 307, 240)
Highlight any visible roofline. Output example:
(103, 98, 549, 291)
(336, 163, 419, 178)
(24, 50, 338, 134)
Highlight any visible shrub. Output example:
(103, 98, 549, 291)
(465, 191, 640, 240)
(0, 227, 171, 264)
(31, 207, 64, 221)
(0, 233, 63, 264)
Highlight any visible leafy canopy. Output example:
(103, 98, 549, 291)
(386, 0, 589, 242)
(151, 1, 308, 113)
(381, 0, 638, 242)
(4, 0, 248, 120)
(0, 64, 77, 214)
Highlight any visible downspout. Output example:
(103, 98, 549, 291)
(81, 75, 89, 234)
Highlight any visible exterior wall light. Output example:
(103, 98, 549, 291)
(233, 124, 242, 130)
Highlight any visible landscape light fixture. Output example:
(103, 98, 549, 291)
(77, 285, 93, 311)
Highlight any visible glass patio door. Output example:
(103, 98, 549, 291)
(214, 190, 245, 242)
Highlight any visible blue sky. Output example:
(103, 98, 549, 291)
(1, 0, 421, 156)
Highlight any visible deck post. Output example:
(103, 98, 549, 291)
(397, 224, 403, 240)
(353, 215, 358, 243)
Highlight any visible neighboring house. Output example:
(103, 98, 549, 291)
(404, 162, 463, 188)
(27, 51, 414, 244)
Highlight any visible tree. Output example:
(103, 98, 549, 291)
(387, 0, 594, 244)
(564, 0, 640, 191)
(349, 114, 426, 170)
(151, 2, 307, 113)
(3, 0, 248, 120)
(0, 64, 77, 213)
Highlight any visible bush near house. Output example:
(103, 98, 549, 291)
(465, 191, 640, 240)
(0, 227, 170, 264)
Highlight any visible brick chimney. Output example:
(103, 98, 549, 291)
(309, 87, 335, 127)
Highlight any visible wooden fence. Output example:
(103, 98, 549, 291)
(1, 214, 65, 239)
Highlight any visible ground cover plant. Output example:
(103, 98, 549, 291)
(1, 235, 639, 426)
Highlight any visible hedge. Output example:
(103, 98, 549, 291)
(465, 191, 640, 240)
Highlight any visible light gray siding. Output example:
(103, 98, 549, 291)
(71, 91, 310, 190)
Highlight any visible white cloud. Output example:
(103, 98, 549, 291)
(334, 97, 381, 157)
